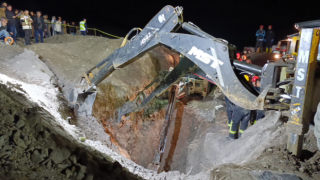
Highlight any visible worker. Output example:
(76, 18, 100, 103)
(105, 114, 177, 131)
(265, 25, 275, 53)
(79, 18, 87, 36)
(225, 96, 234, 130)
(236, 52, 242, 61)
(0, 17, 11, 41)
(20, 10, 32, 45)
(252, 76, 265, 123)
(255, 25, 265, 53)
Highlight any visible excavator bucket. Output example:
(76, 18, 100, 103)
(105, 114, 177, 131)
(69, 88, 97, 117)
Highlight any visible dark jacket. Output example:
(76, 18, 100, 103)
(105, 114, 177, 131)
(15, 13, 20, 26)
(70, 26, 76, 33)
(5, 9, 16, 26)
(33, 16, 45, 30)
(256, 30, 265, 41)
(265, 29, 275, 42)
(0, 24, 7, 31)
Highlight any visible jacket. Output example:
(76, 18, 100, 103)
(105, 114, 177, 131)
(33, 16, 45, 30)
(265, 29, 275, 42)
(54, 21, 61, 32)
(0, 8, 5, 18)
(70, 26, 76, 33)
(256, 30, 265, 41)
(5, 9, 16, 26)
(51, 19, 56, 29)
(20, 14, 32, 30)
(0, 24, 6, 31)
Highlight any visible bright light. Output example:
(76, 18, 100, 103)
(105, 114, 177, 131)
(275, 54, 280, 59)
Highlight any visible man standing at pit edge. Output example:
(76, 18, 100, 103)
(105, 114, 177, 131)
(265, 25, 275, 53)
(255, 25, 265, 53)
(79, 18, 87, 36)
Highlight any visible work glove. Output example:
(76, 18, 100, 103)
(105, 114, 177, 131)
(271, 39, 274, 42)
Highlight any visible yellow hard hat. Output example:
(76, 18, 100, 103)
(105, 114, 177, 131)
(244, 75, 250, 82)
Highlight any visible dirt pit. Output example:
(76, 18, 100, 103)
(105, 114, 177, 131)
(1, 35, 320, 180)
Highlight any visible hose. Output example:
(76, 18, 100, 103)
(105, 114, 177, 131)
(120, 27, 143, 47)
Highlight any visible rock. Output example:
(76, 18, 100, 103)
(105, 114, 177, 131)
(31, 150, 44, 164)
(65, 169, 72, 178)
(35, 124, 43, 132)
(13, 131, 26, 148)
(61, 147, 71, 160)
(70, 155, 77, 164)
(41, 149, 48, 158)
(3, 114, 14, 125)
(50, 148, 64, 164)
(77, 164, 87, 173)
(0, 136, 4, 149)
(299, 167, 305, 172)
(58, 164, 69, 169)
(16, 120, 25, 128)
(43, 130, 51, 139)
(46, 160, 52, 168)
(76, 172, 85, 180)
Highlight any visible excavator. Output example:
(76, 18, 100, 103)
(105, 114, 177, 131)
(69, 5, 320, 172)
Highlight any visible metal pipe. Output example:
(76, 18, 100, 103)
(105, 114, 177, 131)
(233, 60, 262, 76)
(181, 22, 216, 40)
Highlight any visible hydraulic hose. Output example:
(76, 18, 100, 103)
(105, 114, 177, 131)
(121, 27, 143, 47)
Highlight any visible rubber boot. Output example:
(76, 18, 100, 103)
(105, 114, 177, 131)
(266, 48, 269, 53)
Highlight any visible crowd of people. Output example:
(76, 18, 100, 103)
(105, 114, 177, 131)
(0, 1, 88, 45)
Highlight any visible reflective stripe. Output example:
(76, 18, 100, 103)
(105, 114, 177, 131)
(239, 129, 244, 134)
(22, 26, 31, 29)
(229, 121, 237, 134)
(80, 21, 86, 31)
(253, 120, 257, 125)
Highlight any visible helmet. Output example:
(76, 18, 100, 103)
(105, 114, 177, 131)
(260, 25, 264, 28)
(236, 53, 241, 58)
(252, 76, 260, 82)
(244, 75, 250, 82)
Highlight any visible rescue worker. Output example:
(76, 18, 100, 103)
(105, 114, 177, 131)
(252, 76, 265, 123)
(79, 18, 87, 36)
(236, 52, 242, 61)
(225, 96, 233, 130)
(255, 25, 265, 53)
(265, 25, 275, 53)
(0, 17, 11, 41)
(242, 55, 252, 64)
(20, 10, 32, 45)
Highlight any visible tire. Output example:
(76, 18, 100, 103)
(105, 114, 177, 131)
(314, 102, 320, 150)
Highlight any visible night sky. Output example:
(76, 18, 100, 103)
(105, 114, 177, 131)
(7, 0, 320, 49)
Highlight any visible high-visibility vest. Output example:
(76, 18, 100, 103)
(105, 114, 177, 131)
(80, 21, 86, 31)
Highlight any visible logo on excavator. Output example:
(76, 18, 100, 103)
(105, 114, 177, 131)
(140, 32, 152, 46)
(158, 14, 166, 23)
(188, 46, 225, 87)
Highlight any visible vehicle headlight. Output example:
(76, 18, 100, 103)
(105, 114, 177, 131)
(275, 54, 280, 59)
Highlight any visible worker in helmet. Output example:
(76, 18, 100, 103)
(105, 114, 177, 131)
(251, 76, 265, 123)
(236, 52, 242, 61)
(227, 60, 252, 139)
(255, 25, 265, 53)
(265, 25, 275, 53)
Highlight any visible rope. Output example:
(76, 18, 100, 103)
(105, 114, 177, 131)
(46, 22, 122, 39)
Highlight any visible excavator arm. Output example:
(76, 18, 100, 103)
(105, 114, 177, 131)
(70, 5, 292, 116)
